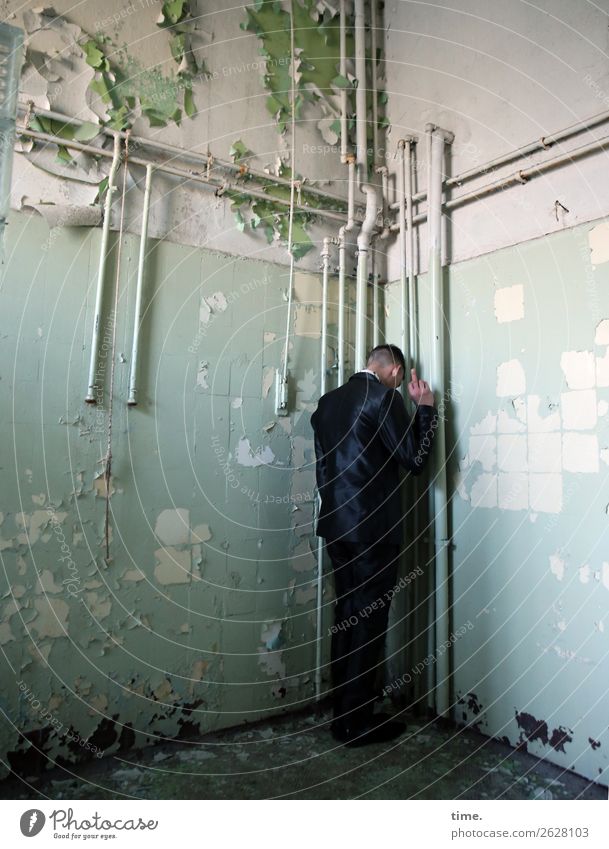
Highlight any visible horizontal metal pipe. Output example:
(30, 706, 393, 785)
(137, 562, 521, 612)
(390, 131, 609, 231)
(389, 106, 609, 210)
(18, 127, 352, 225)
(17, 103, 350, 210)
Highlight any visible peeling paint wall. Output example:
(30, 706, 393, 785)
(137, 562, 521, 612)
(0, 208, 346, 777)
(384, 216, 609, 784)
(8, 0, 354, 273)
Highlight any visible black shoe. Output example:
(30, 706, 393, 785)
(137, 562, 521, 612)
(331, 718, 406, 747)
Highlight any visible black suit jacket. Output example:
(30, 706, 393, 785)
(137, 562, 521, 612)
(310, 372, 437, 544)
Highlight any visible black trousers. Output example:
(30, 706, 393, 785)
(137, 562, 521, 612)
(326, 539, 400, 730)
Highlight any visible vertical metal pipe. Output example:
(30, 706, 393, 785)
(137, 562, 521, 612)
(85, 134, 122, 403)
(426, 124, 453, 718)
(339, 0, 348, 164)
(370, 0, 379, 169)
(398, 140, 408, 361)
(337, 230, 346, 385)
(128, 164, 153, 406)
(405, 139, 417, 366)
(355, 185, 377, 368)
(372, 246, 379, 348)
(315, 237, 331, 702)
(354, 0, 367, 178)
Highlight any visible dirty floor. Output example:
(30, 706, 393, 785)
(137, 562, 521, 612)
(1, 707, 606, 800)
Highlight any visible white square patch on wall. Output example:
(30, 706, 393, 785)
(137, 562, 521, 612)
(562, 432, 600, 474)
(560, 389, 597, 430)
(468, 435, 497, 471)
(470, 473, 498, 508)
(527, 395, 561, 432)
(528, 432, 562, 473)
(494, 284, 524, 323)
(496, 359, 526, 397)
(497, 434, 528, 472)
(498, 472, 528, 510)
(560, 350, 595, 389)
(529, 474, 562, 513)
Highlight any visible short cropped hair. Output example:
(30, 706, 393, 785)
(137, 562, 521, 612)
(366, 344, 406, 371)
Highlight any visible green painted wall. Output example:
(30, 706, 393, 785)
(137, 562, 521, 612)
(384, 217, 609, 784)
(0, 210, 348, 776)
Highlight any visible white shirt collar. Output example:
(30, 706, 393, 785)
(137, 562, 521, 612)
(360, 368, 381, 382)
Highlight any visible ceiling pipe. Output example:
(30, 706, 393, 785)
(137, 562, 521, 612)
(127, 164, 153, 406)
(426, 123, 454, 719)
(84, 133, 121, 404)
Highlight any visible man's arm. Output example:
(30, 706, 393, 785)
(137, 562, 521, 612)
(311, 411, 328, 491)
(378, 388, 438, 476)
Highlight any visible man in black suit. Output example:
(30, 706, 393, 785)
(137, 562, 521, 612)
(311, 343, 437, 746)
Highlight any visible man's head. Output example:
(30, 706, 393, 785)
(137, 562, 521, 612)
(366, 344, 406, 388)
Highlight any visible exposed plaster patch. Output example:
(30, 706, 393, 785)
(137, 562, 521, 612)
(529, 474, 562, 513)
(206, 292, 228, 313)
(602, 562, 609, 591)
(528, 433, 562, 473)
(562, 433, 599, 474)
(93, 474, 115, 499)
(231, 397, 243, 409)
(494, 284, 524, 323)
(191, 523, 212, 543)
(297, 369, 317, 401)
(595, 319, 609, 345)
(497, 359, 526, 397)
(294, 304, 321, 337)
(294, 584, 317, 605)
(84, 592, 112, 621)
(264, 331, 277, 343)
(32, 597, 69, 638)
(236, 437, 275, 467)
(497, 409, 526, 433)
(560, 350, 595, 390)
(154, 547, 192, 585)
(196, 361, 209, 390)
(470, 412, 497, 435)
(561, 390, 597, 430)
(595, 348, 609, 387)
(470, 473, 497, 508)
(527, 396, 560, 432)
(588, 222, 609, 265)
(36, 570, 62, 594)
(549, 552, 565, 582)
(122, 568, 146, 582)
(155, 508, 190, 545)
(579, 564, 591, 584)
(497, 435, 527, 472)
(262, 366, 275, 398)
(498, 472, 528, 510)
(199, 298, 212, 325)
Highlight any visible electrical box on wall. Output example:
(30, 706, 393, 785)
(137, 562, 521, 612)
(0, 23, 24, 237)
